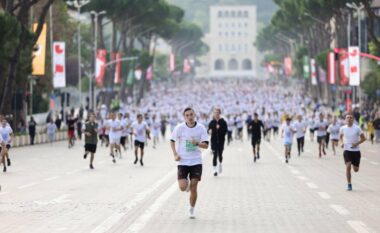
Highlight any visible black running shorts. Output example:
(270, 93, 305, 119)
(85, 144, 97, 153)
(177, 164, 202, 181)
(344, 150, 361, 167)
(134, 140, 145, 149)
(251, 138, 261, 147)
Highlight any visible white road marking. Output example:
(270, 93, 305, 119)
(66, 170, 80, 175)
(34, 194, 72, 206)
(306, 182, 318, 189)
(370, 161, 379, 165)
(45, 176, 61, 181)
(317, 192, 331, 199)
(296, 176, 308, 181)
(330, 204, 350, 216)
(18, 182, 39, 190)
(91, 170, 176, 233)
(124, 183, 177, 233)
(362, 158, 368, 161)
(347, 220, 375, 233)
(290, 169, 300, 175)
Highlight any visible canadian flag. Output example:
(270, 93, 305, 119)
(339, 49, 349, 86)
(310, 58, 317, 86)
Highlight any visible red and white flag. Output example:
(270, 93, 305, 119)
(183, 59, 191, 73)
(310, 59, 317, 86)
(284, 57, 292, 77)
(348, 46, 360, 86)
(96, 49, 107, 87)
(328, 52, 336, 84)
(146, 66, 153, 80)
(53, 42, 66, 88)
(339, 49, 349, 86)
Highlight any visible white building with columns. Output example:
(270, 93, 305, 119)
(200, 5, 257, 78)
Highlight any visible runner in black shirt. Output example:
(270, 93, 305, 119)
(248, 113, 265, 163)
(208, 108, 228, 176)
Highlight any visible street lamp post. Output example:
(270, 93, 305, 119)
(346, 2, 364, 106)
(90, 10, 106, 111)
(66, 0, 90, 107)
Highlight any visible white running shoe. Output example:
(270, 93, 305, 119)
(189, 207, 195, 219)
(218, 164, 223, 174)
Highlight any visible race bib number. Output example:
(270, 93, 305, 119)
(185, 140, 197, 152)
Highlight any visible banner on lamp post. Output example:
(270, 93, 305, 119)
(303, 56, 310, 79)
(339, 48, 349, 86)
(95, 49, 107, 87)
(183, 59, 191, 73)
(348, 46, 360, 86)
(146, 66, 153, 80)
(52, 42, 66, 88)
(284, 57, 292, 77)
(328, 52, 336, 84)
(169, 54, 175, 72)
(113, 52, 121, 84)
(310, 58, 317, 86)
(32, 24, 47, 75)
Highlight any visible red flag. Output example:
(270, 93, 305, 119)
(169, 54, 175, 72)
(114, 52, 121, 84)
(96, 49, 107, 87)
(183, 59, 191, 73)
(146, 66, 153, 80)
(284, 57, 292, 76)
(339, 49, 349, 86)
(328, 52, 336, 84)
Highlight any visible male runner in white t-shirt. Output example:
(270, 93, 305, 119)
(131, 114, 150, 166)
(339, 113, 366, 191)
(327, 116, 341, 155)
(170, 107, 209, 219)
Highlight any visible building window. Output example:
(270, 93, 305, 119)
(218, 44, 223, 52)
(225, 44, 229, 51)
(231, 44, 236, 51)
(228, 59, 238, 70)
(215, 59, 225, 70)
(219, 32, 222, 37)
(238, 11, 242, 17)
(231, 31, 235, 37)
(244, 11, 249, 17)
(225, 31, 229, 37)
(225, 11, 229, 17)
(238, 23, 242, 28)
(231, 22, 235, 28)
(218, 11, 223, 18)
(238, 32, 241, 37)
(231, 11, 236, 17)
(244, 22, 248, 27)
(242, 59, 252, 70)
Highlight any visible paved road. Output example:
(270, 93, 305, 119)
(0, 135, 379, 233)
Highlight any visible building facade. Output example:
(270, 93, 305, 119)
(207, 5, 257, 78)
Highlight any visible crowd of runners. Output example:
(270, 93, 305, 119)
(1, 79, 379, 217)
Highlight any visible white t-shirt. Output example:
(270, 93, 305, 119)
(282, 123, 294, 144)
(120, 119, 129, 137)
(293, 121, 306, 138)
(171, 122, 209, 166)
(0, 125, 13, 144)
(327, 123, 341, 140)
(132, 121, 149, 142)
(47, 123, 57, 134)
(314, 120, 328, 137)
(108, 119, 122, 138)
(235, 117, 243, 128)
(340, 125, 363, 151)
